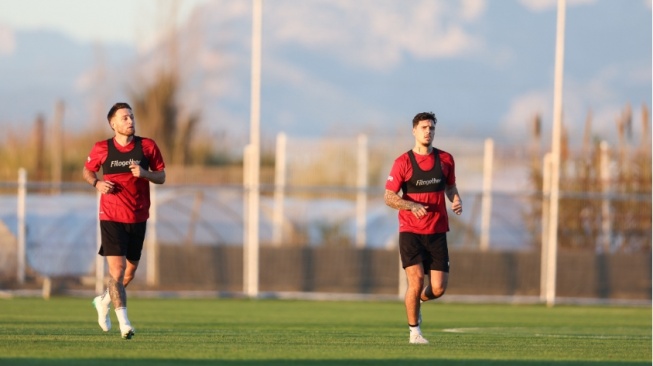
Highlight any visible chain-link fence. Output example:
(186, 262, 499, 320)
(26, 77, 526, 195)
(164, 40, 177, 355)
(0, 135, 650, 303)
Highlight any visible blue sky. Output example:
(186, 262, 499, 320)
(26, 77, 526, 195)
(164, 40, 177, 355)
(0, 0, 650, 148)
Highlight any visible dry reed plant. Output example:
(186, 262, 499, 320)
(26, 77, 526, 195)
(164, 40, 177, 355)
(528, 103, 651, 252)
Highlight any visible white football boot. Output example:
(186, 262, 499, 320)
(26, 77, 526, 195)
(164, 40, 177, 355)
(120, 325, 135, 340)
(409, 333, 429, 344)
(92, 295, 111, 332)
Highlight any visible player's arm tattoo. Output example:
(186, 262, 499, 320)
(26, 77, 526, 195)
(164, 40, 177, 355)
(384, 189, 419, 211)
(108, 278, 127, 308)
(82, 166, 98, 186)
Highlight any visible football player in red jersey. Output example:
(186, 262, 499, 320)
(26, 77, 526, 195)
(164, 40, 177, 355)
(83, 102, 166, 339)
(384, 111, 462, 344)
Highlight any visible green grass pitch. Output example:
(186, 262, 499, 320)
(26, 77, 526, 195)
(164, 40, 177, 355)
(0, 297, 650, 365)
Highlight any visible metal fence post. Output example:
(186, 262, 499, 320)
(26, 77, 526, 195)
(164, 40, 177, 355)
(17, 168, 26, 285)
(480, 138, 494, 251)
(356, 134, 368, 248)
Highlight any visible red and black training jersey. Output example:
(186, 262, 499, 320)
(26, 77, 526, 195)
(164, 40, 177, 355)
(385, 148, 456, 234)
(85, 136, 165, 223)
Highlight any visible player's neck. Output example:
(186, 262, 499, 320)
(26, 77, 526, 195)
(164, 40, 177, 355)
(412, 145, 432, 155)
(114, 134, 134, 147)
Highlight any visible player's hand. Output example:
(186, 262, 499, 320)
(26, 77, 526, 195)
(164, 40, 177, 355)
(410, 204, 429, 219)
(452, 200, 462, 215)
(97, 180, 115, 194)
(129, 162, 143, 178)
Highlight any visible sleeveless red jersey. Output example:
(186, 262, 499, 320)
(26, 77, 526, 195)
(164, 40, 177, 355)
(85, 136, 165, 223)
(385, 148, 456, 234)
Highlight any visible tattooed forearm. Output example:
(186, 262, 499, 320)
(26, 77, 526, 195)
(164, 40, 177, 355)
(82, 166, 98, 186)
(384, 190, 418, 211)
(108, 278, 127, 309)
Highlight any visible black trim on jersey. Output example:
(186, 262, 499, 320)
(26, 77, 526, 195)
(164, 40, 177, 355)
(401, 149, 446, 194)
(101, 136, 150, 175)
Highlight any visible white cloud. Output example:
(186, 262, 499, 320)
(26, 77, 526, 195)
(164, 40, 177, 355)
(518, 0, 597, 12)
(518, 0, 556, 12)
(266, 0, 485, 70)
(74, 69, 96, 91)
(501, 62, 647, 146)
(626, 64, 653, 85)
(460, 0, 487, 21)
(500, 84, 614, 145)
(198, 48, 223, 71)
(0, 25, 15, 56)
(501, 90, 551, 141)
(562, 72, 648, 144)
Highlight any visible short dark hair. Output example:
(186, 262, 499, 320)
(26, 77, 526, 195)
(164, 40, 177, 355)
(107, 102, 132, 121)
(412, 112, 437, 128)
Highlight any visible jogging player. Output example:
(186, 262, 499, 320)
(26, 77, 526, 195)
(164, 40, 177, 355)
(83, 102, 166, 339)
(384, 111, 462, 344)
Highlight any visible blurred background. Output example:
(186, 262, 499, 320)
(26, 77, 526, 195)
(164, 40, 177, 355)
(0, 0, 650, 304)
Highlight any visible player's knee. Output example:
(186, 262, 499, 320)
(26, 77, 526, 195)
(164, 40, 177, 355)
(431, 285, 446, 298)
(410, 274, 425, 287)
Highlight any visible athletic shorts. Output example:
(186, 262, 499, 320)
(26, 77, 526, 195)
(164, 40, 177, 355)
(99, 221, 147, 261)
(399, 232, 450, 273)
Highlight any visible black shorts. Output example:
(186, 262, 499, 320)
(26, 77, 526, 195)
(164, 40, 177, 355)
(399, 232, 450, 273)
(99, 221, 147, 261)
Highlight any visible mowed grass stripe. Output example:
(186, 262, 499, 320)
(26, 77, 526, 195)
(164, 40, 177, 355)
(0, 297, 649, 365)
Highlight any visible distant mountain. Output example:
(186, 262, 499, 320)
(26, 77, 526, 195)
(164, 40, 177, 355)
(0, 29, 134, 128)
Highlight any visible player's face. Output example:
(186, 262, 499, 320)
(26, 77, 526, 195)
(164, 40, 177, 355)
(412, 119, 435, 146)
(111, 108, 136, 137)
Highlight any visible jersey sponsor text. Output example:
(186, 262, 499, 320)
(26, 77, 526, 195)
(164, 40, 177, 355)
(110, 159, 141, 168)
(415, 177, 441, 186)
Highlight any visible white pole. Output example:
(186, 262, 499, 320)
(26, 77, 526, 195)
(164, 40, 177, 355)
(146, 183, 158, 286)
(272, 132, 286, 246)
(51, 100, 64, 194)
(243, 145, 259, 296)
(540, 152, 552, 301)
(480, 138, 494, 251)
(398, 254, 406, 300)
(244, 0, 263, 298)
(545, 0, 566, 307)
(356, 134, 368, 248)
(95, 190, 104, 294)
(17, 168, 26, 285)
(250, 0, 262, 155)
(599, 141, 612, 252)
(243, 144, 250, 281)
